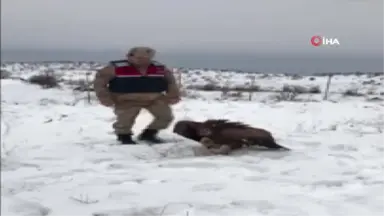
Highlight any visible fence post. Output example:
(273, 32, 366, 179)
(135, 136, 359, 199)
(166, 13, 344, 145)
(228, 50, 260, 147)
(323, 74, 333, 100)
(248, 76, 256, 101)
(85, 72, 91, 104)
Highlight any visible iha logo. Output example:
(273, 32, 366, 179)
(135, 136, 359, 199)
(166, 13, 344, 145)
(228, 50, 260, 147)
(310, 35, 340, 47)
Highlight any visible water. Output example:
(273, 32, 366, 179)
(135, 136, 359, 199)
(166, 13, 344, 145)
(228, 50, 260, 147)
(1, 49, 383, 74)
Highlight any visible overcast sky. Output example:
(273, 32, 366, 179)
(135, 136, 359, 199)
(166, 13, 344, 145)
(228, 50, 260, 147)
(1, 0, 383, 55)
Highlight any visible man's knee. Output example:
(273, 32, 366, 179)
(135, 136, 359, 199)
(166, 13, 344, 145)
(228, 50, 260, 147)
(161, 110, 174, 122)
(154, 111, 174, 127)
(147, 104, 174, 129)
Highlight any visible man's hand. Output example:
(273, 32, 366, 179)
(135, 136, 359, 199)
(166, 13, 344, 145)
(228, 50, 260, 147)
(100, 100, 114, 107)
(167, 96, 181, 105)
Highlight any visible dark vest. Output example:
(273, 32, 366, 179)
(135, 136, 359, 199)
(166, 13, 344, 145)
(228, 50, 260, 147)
(108, 60, 168, 93)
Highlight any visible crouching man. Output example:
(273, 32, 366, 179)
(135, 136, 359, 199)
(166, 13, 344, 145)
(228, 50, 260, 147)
(93, 46, 180, 144)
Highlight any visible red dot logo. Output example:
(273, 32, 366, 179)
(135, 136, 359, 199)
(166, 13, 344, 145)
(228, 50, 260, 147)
(311, 35, 322, 47)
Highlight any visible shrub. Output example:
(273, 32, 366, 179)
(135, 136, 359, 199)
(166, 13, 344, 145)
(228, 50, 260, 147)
(343, 88, 364, 97)
(291, 74, 303, 80)
(1, 70, 11, 79)
(366, 97, 383, 102)
(271, 92, 298, 101)
(308, 86, 321, 93)
(221, 91, 243, 100)
(282, 84, 307, 94)
(282, 84, 321, 94)
(28, 73, 59, 88)
(188, 83, 221, 91)
(232, 85, 260, 92)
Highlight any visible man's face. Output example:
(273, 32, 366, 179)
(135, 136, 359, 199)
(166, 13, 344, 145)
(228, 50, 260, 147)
(130, 54, 151, 65)
(128, 48, 153, 66)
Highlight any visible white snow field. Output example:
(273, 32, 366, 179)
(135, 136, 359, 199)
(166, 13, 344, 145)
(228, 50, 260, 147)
(1, 64, 384, 216)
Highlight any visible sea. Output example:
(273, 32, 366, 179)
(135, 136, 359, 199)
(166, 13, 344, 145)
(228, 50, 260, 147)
(1, 49, 383, 75)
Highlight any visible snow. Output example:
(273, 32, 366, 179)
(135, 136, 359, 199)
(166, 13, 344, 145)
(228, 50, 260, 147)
(1, 65, 384, 215)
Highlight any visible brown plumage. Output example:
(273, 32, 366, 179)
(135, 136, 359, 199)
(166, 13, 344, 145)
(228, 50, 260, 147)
(172, 120, 203, 142)
(173, 119, 290, 154)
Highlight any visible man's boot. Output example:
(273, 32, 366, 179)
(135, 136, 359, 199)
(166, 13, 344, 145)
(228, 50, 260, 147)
(137, 129, 165, 144)
(117, 134, 137, 145)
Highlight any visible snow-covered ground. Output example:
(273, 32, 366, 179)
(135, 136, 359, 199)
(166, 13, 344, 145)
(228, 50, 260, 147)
(1, 63, 384, 215)
(2, 62, 384, 99)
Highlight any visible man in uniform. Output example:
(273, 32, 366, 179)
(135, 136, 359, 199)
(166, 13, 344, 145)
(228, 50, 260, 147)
(93, 46, 180, 144)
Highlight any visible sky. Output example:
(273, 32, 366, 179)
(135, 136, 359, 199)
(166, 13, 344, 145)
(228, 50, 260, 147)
(1, 0, 383, 56)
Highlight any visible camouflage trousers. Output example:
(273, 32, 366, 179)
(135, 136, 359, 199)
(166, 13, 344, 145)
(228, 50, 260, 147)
(112, 99, 174, 135)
